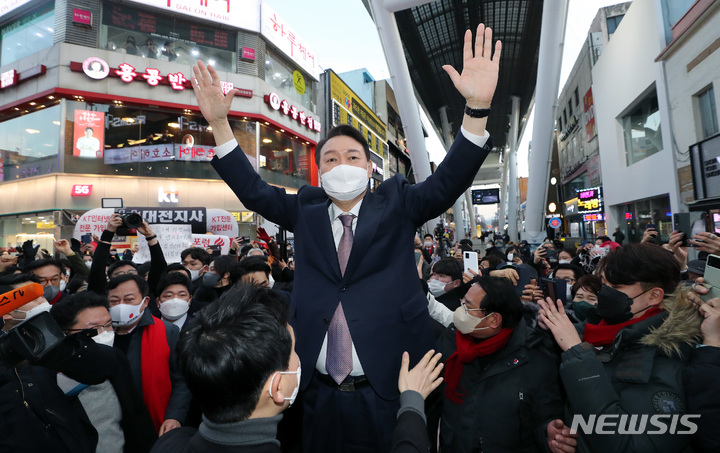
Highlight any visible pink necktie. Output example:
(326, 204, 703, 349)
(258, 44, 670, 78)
(326, 214, 355, 384)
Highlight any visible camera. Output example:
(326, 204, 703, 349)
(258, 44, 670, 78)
(0, 311, 66, 367)
(115, 211, 144, 236)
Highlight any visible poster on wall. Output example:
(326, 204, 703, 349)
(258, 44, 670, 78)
(73, 110, 105, 158)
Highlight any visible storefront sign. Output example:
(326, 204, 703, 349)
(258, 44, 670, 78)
(242, 47, 256, 62)
(73, 110, 105, 159)
(82, 57, 109, 80)
(207, 209, 239, 236)
(71, 184, 93, 197)
(625, 212, 633, 220)
(264, 92, 321, 133)
(71, 60, 252, 97)
(583, 87, 597, 142)
(230, 211, 255, 223)
(261, 0, 319, 80)
(293, 70, 305, 95)
(1, 69, 17, 89)
(124, 0, 260, 32)
(328, 70, 387, 157)
(158, 186, 179, 204)
(565, 198, 578, 215)
(0, 0, 33, 19)
(583, 214, 604, 222)
(72, 8, 92, 25)
(577, 187, 603, 214)
(548, 217, 562, 228)
(118, 207, 207, 234)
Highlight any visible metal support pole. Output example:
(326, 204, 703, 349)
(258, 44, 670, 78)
(465, 190, 477, 237)
(523, 0, 569, 242)
(369, 0, 436, 234)
(508, 96, 521, 242)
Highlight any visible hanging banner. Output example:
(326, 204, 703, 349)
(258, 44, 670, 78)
(73, 110, 105, 158)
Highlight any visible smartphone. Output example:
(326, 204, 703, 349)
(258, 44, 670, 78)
(541, 277, 568, 306)
(513, 264, 535, 298)
(702, 254, 720, 302)
(414, 250, 422, 265)
(545, 249, 558, 263)
(208, 244, 221, 257)
(463, 251, 479, 275)
(81, 233, 92, 245)
(674, 212, 707, 246)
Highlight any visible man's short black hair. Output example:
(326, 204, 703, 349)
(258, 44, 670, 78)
(66, 276, 89, 294)
(431, 257, 463, 281)
(156, 272, 192, 296)
(21, 259, 63, 275)
(177, 284, 291, 423)
(181, 247, 211, 266)
(571, 274, 602, 298)
(106, 273, 149, 298)
(553, 263, 585, 280)
(423, 234, 433, 240)
(165, 263, 192, 280)
(51, 292, 110, 331)
(0, 273, 41, 295)
(213, 256, 240, 283)
(481, 254, 504, 270)
(596, 243, 681, 294)
(314, 125, 371, 165)
(471, 276, 524, 328)
(239, 256, 272, 278)
(107, 260, 138, 279)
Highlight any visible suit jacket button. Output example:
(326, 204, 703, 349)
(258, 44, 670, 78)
(340, 286, 346, 292)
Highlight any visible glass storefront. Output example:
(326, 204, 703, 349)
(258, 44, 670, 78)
(619, 194, 672, 243)
(622, 89, 663, 166)
(258, 123, 313, 189)
(0, 2, 54, 67)
(0, 103, 62, 181)
(264, 50, 317, 111)
(100, 2, 237, 72)
(0, 212, 56, 249)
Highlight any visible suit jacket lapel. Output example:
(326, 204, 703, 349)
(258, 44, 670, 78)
(305, 198, 342, 279)
(343, 192, 386, 282)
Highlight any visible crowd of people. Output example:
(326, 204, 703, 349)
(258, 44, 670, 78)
(2, 23, 720, 453)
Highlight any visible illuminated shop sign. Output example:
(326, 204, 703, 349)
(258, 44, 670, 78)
(261, 0, 319, 80)
(583, 213, 604, 222)
(71, 184, 93, 197)
(577, 186, 603, 214)
(1, 69, 17, 88)
(264, 92, 321, 133)
(71, 58, 252, 97)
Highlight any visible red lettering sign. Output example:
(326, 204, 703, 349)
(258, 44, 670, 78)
(71, 184, 93, 197)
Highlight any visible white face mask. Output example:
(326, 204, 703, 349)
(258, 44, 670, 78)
(558, 259, 571, 264)
(320, 164, 369, 201)
(110, 300, 145, 326)
(13, 301, 52, 322)
(159, 298, 190, 321)
(427, 279, 448, 298)
(85, 261, 93, 269)
(92, 330, 115, 347)
(268, 274, 275, 289)
(424, 241, 433, 248)
(453, 305, 494, 335)
(189, 268, 200, 281)
(566, 284, 573, 301)
(269, 363, 301, 407)
(59, 280, 67, 292)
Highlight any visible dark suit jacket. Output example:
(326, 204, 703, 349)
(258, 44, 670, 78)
(212, 132, 492, 399)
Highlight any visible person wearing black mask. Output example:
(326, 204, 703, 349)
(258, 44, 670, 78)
(538, 243, 696, 453)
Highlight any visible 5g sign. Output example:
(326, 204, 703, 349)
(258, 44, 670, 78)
(71, 184, 93, 197)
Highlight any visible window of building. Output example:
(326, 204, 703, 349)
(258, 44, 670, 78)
(607, 15, 625, 34)
(621, 89, 663, 165)
(258, 123, 312, 189)
(63, 101, 256, 179)
(0, 103, 61, 180)
(574, 88, 580, 109)
(557, 116, 563, 131)
(100, 2, 236, 72)
(563, 108, 568, 125)
(265, 50, 317, 112)
(568, 98, 573, 113)
(0, 2, 54, 67)
(698, 86, 719, 139)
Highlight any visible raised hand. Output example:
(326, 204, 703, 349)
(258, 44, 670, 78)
(442, 24, 502, 109)
(191, 61, 238, 125)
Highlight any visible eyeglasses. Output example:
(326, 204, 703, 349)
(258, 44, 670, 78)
(460, 298, 487, 314)
(66, 320, 113, 334)
(37, 274, 62, 285)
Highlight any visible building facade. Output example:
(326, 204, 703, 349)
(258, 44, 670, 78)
(0, 0, 323, 249)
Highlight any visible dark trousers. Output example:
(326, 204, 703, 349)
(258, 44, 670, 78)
(302, 371, 399, 453)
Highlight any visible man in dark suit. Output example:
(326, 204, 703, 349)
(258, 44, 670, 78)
(191, 23, 501, 452)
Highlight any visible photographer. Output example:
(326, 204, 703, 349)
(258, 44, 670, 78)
(88, 214, 167, 297)
(0, 274, 121, 452)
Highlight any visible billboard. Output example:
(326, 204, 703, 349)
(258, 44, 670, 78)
(73, 110, 105, 158)
(471, 188, 500, 205)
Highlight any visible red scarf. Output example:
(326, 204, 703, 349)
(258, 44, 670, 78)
(583, 306, 662, 347)
(444, 328, 513, 404)
(141, 316, 172, 432)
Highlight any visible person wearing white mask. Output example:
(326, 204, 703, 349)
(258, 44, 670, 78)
(106, 274, 191, 436)
(427, 258, 466, 312)
(156, 273, 193, 331)
(180, 247, 211, 288)
(23, 259, 69, 304)
(436, 276, 568, 453)
(192, 23, 502, 452)
(51, 291, 158, 452)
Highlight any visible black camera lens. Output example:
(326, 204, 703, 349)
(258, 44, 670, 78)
(122, 213, 143, 229)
